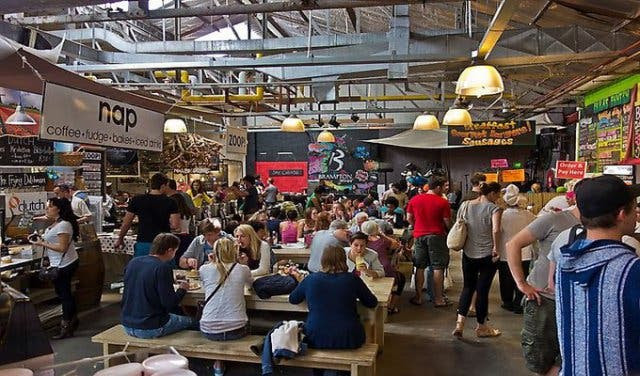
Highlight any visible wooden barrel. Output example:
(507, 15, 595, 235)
(74, 239, 105, 310)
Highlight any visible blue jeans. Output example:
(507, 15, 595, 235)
(124, 314, 196, 339)
(202, 325, 248, 341)
(134, 242, 152, 258)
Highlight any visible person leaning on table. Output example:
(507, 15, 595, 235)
(180, 218, 227, 270)
(121, 233, 196, 339)
(289, 245, 378, 376)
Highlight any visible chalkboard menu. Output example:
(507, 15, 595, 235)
(0, 137, 54, 166)
(81, 149, 104, 196)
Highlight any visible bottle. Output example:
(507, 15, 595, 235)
(271, 231, 278, 246)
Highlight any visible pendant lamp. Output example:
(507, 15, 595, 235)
(442, 108, 473, 127)
(163, 118, 188, 133)
(5, 105, 36, 125)
(455, 65, 504, 98)
(412, 113, 440, 130)
(281, 115, 305, 132)
(317, 130, 336, 142)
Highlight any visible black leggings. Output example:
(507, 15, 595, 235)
(391, 271, 406, 296)
(498, 260, 530, 306)
(53, 260, 79, 321)
(457, 254, 497, 324)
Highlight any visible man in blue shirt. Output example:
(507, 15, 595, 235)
(121, 233, 196, 339)
(553, 176, 640, 375)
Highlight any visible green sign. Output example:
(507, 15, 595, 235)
(592, 89, 631, 112)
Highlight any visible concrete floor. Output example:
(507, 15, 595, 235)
(49, 253, 531, 375)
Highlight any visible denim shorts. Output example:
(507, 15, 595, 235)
(413, 234, 448, 270)
(521, 297, 561, 374)
(202, 325, 249, 341)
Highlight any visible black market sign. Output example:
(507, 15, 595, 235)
(0, 172, 47, 189)
(447, 120, 536, 146)
(591, 89, 631, 113)
(0, 137, 54, 166)
(269, 169, 304, 177)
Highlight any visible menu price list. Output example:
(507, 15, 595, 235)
(0, 137, 54, 166)
(81, 150, 104, 196)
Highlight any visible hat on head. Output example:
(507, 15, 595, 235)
(575, 175, 640, 219)
(502, 184, 520, 206)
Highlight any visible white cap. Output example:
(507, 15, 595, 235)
(502, 184, 520, 206)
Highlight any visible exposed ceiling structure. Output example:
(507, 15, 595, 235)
(1, 0, 640, 129)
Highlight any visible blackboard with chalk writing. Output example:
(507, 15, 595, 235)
(0, 137, 54, 166)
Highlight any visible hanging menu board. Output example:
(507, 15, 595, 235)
(578, 118, 597, 172)
(0, 137, 54, 166)
(81, 149, 104, 196)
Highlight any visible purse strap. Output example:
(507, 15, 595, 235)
(202, 262, 237, 306)
(459, 201, 470, 222)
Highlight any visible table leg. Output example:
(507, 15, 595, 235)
(374, 306, 384, 354)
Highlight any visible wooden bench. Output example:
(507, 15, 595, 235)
(92, 325, 378, 376)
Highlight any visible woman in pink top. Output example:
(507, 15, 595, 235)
(279, 210, 300, 244)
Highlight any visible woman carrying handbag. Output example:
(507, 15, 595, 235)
(31, 197, 80, 339)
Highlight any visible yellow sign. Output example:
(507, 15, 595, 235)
(501, 169, 525, 183)
(484, 173, 499, 183)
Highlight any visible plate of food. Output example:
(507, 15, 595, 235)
(188, 281, 201, 291)
(1, 255, 12, 264)
(186, 269, 199, 279)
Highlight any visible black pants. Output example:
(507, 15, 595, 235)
(53, 260, 79, 321)
(391, 271, 406, 296)
(498, 260, 530, 307)
(457, 254, 497, 324)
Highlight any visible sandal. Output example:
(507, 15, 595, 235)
(433, 301, 453, 308)
(467, 310, 477, 317)
(387, 307, 400, 315)
(475, 326, 501, 338)
(452, 321, 464, 338)
(409, 297, 423, 306)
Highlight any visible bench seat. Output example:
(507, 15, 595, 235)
(92, 325, 377, 375)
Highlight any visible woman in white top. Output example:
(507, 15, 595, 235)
(234, 224, 271, 277)
(170, 192, 195, 267)
(30, 197, 80, 339)
(199, 238, 252, 375)
(497, 184, 536, 314)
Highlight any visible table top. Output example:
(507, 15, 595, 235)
(272, 247, 309, 256)
(0, 257, 33, 271)
(174, 270, 393, 311)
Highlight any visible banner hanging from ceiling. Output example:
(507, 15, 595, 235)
(40, 82, 164, 152)
(447, 120, 536, 146)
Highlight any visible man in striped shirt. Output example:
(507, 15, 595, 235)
(552, 176, 640, 376)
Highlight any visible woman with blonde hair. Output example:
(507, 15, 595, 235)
(199, 237, 252, 375)
(234, 224, 271, 277)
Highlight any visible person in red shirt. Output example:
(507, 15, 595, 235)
(407, 175, 452, 306)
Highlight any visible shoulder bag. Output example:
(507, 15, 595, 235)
(446, 201, 470, 251)
(38, 249, 68, 282)
(196, 262, 237, 320)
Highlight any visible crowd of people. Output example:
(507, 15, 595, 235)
(36, 169, 640, 375)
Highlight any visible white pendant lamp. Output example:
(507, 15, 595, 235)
(281, 115, 305, 132)
(5, 105, 36, 125)
(442, 108, 473, 127)
(412, 113, 440, 130)
(164, 118, 187, 133)
(455, 65, 504, 98)
(317, 130, 336, 142)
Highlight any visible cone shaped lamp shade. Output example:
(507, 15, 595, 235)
(455, 65, 504, 97)
(317, 130, 336, 142)
(413, 113, 440, 130)
(5, 106, 36, 125)
(164, 118, 187, 133)
(281, 115, 305, 132)
(443, 108, 473, 127)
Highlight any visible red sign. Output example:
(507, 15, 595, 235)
(556, 161, 586, 180)
(255, 161, 308, 194)
(490, 159, 509, 169)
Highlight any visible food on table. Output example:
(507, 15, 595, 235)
(186, 269, 199, 279)
(1, 255, 12, 264)
(188, 281, 201, 290)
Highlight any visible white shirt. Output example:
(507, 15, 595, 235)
(498, 207, 536, 261)
(71, 194, 92, 219)
(43, 220, 78, 268)
(198, 262, 252, 334)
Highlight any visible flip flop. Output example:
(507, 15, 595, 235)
(434, 301, 453, 308)
(475, 327, 501, 338)
(409, 297, 423, 306)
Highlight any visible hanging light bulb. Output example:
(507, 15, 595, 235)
(6, 105, 36, 125)
(163, 118, 187, 133)
(317, 130, 336, 142)
(442, 108, 473, 127)
(412, 113, 440, 130)
(281, 115, 305, 132)
(455, 65, 504, 97)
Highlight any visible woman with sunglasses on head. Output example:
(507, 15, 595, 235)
(30, 197, 80, 339)
(199, 238, 252, 375)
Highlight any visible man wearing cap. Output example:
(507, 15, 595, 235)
(506, 193, 580, 376)
(307, 219, 351, 273)
(547, 176, 640, 376)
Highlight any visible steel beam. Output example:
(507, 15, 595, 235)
(8, 0, 461, 26)
(476, 0, 520, 59)
(388, 5, 410, 80)
(0, 0, 123, 14)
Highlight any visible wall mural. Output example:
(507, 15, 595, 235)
(308, 136, 378, 194)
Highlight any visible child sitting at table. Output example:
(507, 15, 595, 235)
(199, 238, 253, 376)
(345, 232, 385, 279)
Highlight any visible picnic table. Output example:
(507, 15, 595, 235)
(175, 270, 394, 352)
(272, 244, 311, 264)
